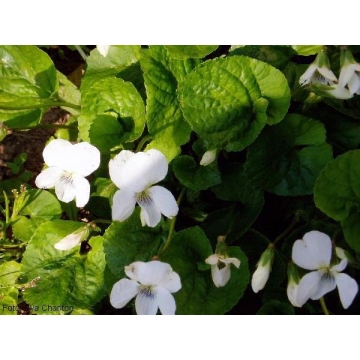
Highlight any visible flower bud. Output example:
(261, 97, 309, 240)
(54, 223, 93, 250)
(200, 149, 217, 166)
(251, 246, 275, 293)
(287, 262, 301, 307)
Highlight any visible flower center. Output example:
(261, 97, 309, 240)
(60, 171, 74, 185)
(319, 266, 335, 282)
(139, 285, 155, 299)
(313, 70, 329, 85)
(136, 189, 153, 206)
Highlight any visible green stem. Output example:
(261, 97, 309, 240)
(273, 212, 300, 246)
(10, 124, 77, 131)
(74, 45, 88, 62)
(93, 219, 112, 225)
(157, 188, 186, 257)
(135, 135, 153, 152)
(319, 297, 330, 315)
(0, 101, 80, 111)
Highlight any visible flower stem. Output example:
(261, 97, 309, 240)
(135, 135, 153, 152)
(319, 297, 330, 315)
(74, 45, 88, 61)
(157, 188, 186, 258)
(10, 124, 77, 131)
(273, 212, 300, 246)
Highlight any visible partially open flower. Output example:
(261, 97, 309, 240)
(251, 246, 275, 293)
(338, 49, 360, 95)
(35, 139, 100, 207)
(109, 149, 178, 227)
(110, 261, 181, 315)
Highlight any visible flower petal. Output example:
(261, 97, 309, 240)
(205, 254, 220, 266)
(339, 64, 358, 88)
(211, 264, 231, 287)
(54, 176, 77, 203)
(135, 289, 159, 315)
(72, 174, 90, 207)
(54, 233, 82, 250)
(296, 271, 322, 307)
(220, 257, 241, 268)
(310, 275, 336, 300)
(317, 66, 337, 82)
(43, 139, 72, 169)
(111, 189, 137, 222)
(125, 261, 146, 282)
(139, 201, 162, 227)
(161, 271, 182, 293)
(136, 261, 173, 287)
(149, 186, 179, 218)
(347, 73, 360, 95)
(109, 150, 136, 189)
(156, 287, 177, 315)
(251, 265, 270, 293)
(35, 167, 63, 189)
(331, 259, 348, 273)
(66, 142, 100, 177)
(292, 231, 332, 270)
(287, 282, 300, 307)
(115, 149, 168, 193)
(110, 278, 140, 309)
(335, 273, 359, 309)
(299, 64, 317, 86)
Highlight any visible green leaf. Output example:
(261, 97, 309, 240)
(341, 209, 360, 252)
(257, 300, 295, 315)
(161, 227, 250, 314)
(314, 150, 360, 221)
(21, 221, 106, 314)
(245, 114, 333, 196)
(79, 77, 145, 146)
(57, 71, 81, 115)
(178, 55, 290, 151)
(12, 216, 49, 242)
(0, 261, 22, 315)
(103, 208, 166, 279)
(164, 45, 218, 59)
(291, 45, 323, 56)
(172, 155, 221, 191)
(140, 46, 196, 161)
(0, 45, 58, 127)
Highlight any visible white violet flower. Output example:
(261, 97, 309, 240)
(110, 261, 181, 315)
(292, 230, 358, 309)
(251, 247, 275, 293)
(35, 139, 100, 207)
(338, 49, 360, 95)
(109, 149, 179, 227)
(205, 253, 240, 287)
(299, 51, 337, 86)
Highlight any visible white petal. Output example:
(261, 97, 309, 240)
(135, 289, 159, 315)
(338, 64, 360, 88)
(111, 189, 137, 222)
(139, 201, 162, 227)
(296, 271, 322, 307)
(251, 265, 270, 293)
(326, 85, 353, 100)
(156, 287, 177, 315)
(317, 66, 338, 82)
(43, 139, 72, 169)
(287, 282, 300, 307)
(54, 176, 77, 203)
(110, 278, 140, 309)
(292, 231, 332, 270)
(35, 167, 63, 189)
(72, 174, 90, 207)
(211, 264, 231, 287)
(299, 64, 317, 86)
(66, 142, 100, 177)
(347, 73, 360, 95)
(335, 273, 359, 309)
(205, 254, 220, 266)
(125, 261, 146, 282)
(109, 150, 136, 189)
(161, 271, 182, 293)
(220, 257, 241, 268)
(200, 149, 217, 166)
(310, 275, 336, 300)
(54, 233, 82, 250)
(149, 186, 179, 218)
(116, 149, 168, 193)
(136, 261, 173, 287)
(97, 45, 111, 57)
(331, 259, 348, 273)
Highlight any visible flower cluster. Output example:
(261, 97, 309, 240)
(289, 231, 358, 309)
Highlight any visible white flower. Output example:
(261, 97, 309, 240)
(200, 149, 217, 166)
(110, 261, 181, 315)
(54, 224, 91, 251)
(109, 149, 179, 227)
(287, 262, 301, 307)
(205, 253, 240, 287)
(251, 247, 275, 293)
(299, 52, 337, 86)
(35, 139, 100, 207)
(97, 45, 111, 57)
(292, 230, 358, 309)
(338, 49, 360, 95)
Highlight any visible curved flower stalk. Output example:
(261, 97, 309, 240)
(35, 139, 100, 207)
(205, 238, 240, 287)
(299, 51, 337, 86)
(110, 261, 181, 315)
(291, 231, 358, 309)
(338, 49, 360, 95)
(109, 149, 179, 227)
(251, 246, 275, 293)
